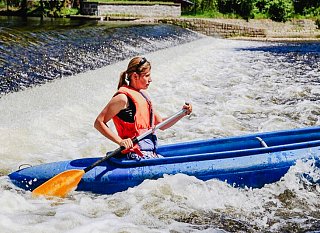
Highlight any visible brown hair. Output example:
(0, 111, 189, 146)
(117, 56, 151, 89)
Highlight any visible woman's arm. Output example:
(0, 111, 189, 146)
(154, 103, 192, 130)
(94, 94, 133, 149)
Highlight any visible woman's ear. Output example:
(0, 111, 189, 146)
(132, 72, 139, 80)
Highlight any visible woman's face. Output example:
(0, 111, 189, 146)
(136, 68, 152, 90)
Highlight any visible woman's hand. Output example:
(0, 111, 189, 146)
(119, 138, 133, 149)
(183, 103, 192, 115)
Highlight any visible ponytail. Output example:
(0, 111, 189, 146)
(117, 71, 127, 90)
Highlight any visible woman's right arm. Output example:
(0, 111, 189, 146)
(94, 94, 131, 147)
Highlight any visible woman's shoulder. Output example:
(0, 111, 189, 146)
(112, 93, 129, 107)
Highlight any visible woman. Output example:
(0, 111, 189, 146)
(94, 56, 192, 160)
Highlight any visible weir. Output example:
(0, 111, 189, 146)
(0, 20, 202, 96)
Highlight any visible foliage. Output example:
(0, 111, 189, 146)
(0, 0, 5, 7)
(45, 7, 79, 17)
(184, 0, 319, 21)
(199, 0, 218, 12)
(186, 0, 254, 20)
(293, 0, 320, 15)
(0, 0, 80, 17)
(60, 7, 79, 15)
(218, 0, 254, 20)
(302, 7, 320, 17)
(185, 0, 218, 15)
(265, 0, 294, 22)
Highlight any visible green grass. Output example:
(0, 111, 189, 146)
(60, 7, 79, 16)
(252, 12, 269, 19)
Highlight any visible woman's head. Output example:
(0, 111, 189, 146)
(118, 57, 151, 90)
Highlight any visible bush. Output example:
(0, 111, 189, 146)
(217, 0, 254, 20)
(239, 0, 255, 20)
(294, 0, 320, 15)
(266, 0, 294, 22)
(302, 7, 320, 17)
(200, 0, 218, 12)
(60, 7, 79, 16)
(254, 0, 267, 12)
(187, 0, 219, 15)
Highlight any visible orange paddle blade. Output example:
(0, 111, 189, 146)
(32, 169, 85, 198)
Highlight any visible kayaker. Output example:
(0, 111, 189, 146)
(94, 56, 192, 160)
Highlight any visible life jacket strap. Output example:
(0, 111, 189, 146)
(121, 144, 144, 157)
(139, 91, 154, 127)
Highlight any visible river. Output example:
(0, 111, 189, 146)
(1, 16, 320, 233)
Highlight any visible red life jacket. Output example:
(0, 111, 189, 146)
(113, 85, 155, 140)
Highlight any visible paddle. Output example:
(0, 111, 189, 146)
(32, 108, 187, 198)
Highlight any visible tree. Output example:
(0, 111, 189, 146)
(266, 0, 294, 22)
(218, 0, 254, 20)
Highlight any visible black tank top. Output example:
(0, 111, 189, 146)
(117, 97, 136, 123)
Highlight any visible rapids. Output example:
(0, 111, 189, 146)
(1, 17, 320, 232)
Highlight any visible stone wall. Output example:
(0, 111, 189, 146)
(82, 2, 181, 17)
(158, 18, 266, 38)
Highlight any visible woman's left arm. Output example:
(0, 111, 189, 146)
(154, 103, 192, 130)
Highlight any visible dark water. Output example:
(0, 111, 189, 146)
(240, 42, 320, 70)
(0, 16, 202, 95)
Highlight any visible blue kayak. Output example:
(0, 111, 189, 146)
(8, 126, 320, 195)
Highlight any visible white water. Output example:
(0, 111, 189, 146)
(1, 37, 320, 232)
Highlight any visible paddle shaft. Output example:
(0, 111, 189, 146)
(84, 108, 187, 173)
